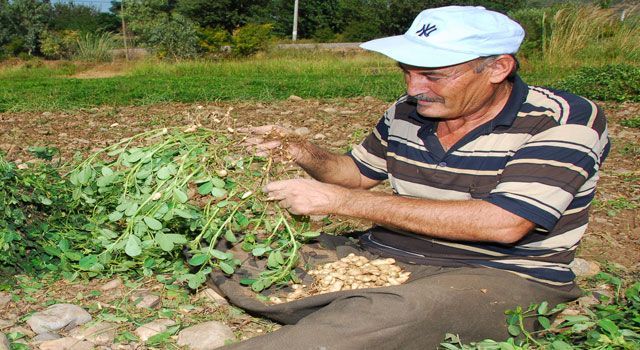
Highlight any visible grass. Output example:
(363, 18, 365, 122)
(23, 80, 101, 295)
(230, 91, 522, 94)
(0, 51, 404, 112)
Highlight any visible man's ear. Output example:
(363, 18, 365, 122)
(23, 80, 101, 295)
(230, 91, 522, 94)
(487, 55, 516, 83)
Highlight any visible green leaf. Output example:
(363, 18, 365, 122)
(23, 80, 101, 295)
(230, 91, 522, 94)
(198, 181, 214, 195)
(210, 188, 227, 198)
(219, 261, 234, 274)
(125, 151, 144, 163)
(274, 250, 285, 265)
(239, 278, 256, 286)
(39, 196, 52, 205)
(210, 249, 228, 260)
(251, 280, 265, 292)
(78, 255, 98, 270)
(156, 233, 174, 252)
(174, 208, 194, 219)
(101, 167, 114, 176)
(125, 235, 142, 257)
(108, 211, 123, 222)
(173, 188, 188, 203)
(301, 231, 321, 238)
(538, 316, 551, 330)
(252, 246, 268, 256)
(211, 177, 225, 188)
(267, 252, 280, 268)
(507, 324, 520, 337)
(224, 229, 237, 243)
(157, 165, 175, 180)
(598, 318, 619, 335)
(187, 272, 206, 289)
(537, 301, 549, 315)
(189, 254, 209, 266)
(124, 202, 139, 216)
(143, 216, 163, 231)
(551, 340, 574, 350)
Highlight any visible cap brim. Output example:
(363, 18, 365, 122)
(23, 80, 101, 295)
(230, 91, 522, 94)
(360, 35, 479, 68)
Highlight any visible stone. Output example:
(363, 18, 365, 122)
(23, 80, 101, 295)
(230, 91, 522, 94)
(294, 127, 310, 136)
(68, 322, 117, 346)
(176, 321, 235, 350)
(130, 292, 161, 309)
(134, 319, 176, 342)
(0, 319, 14, 329)
(100, 278, 123, 291)
(198, 288, 228, 306)
(577, 295, 600, 308)
(0, 293, 10, 307)
(570, 258, 600, 277)
(39, 337, 94, 350)
(32, 332, 62, 342)
(288, 95, 303, 101)
(321, 107, 338, 114)
(363, 96, 376, 102)
(0, 333, 9, 350)
(27, 304, 92, 334)
(313, 133, 326, 140)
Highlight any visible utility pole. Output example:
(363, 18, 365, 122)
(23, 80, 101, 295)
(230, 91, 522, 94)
(292, 0, 299, 41)
(120, 0, 129, 61)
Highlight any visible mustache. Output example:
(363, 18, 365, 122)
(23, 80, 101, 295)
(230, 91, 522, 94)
(407, 94, 444, 103)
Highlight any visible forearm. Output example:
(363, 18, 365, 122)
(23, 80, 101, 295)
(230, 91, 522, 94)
(334, 189, 534, 244)
(292, 141, 364, 189)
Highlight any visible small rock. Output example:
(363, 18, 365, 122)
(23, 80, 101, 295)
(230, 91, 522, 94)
(32, 332, 62, 342)
(42, 112, 52, 117)
(198, 288, 228, 306)
(134, 319, 176, 342)
(69, 322, 116, 345)
(27, 304, 92, 334)
(577, 295, 599, 308)
(130, 292, 161, 309)
(321, 107, 338, 114)
(309, 215, 328, 222)
(177, 321, 235, 350)
(294, 127, 310, 136)
(100, 278, 123, 291)
(39, 337, 94, 350)
(363, 96, 376, 102)
(288, 95, 303, 101)
(0, 333, 9, 350)
(0, 293, 10, 307)
(570, 258, 600, 277)
(313, 133, 326, 140)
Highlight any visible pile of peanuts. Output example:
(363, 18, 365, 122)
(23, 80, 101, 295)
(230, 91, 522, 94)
(271, 253, 411, 303)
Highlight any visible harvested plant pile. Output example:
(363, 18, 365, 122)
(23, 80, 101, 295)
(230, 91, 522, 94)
(273, 253, 411, 303)
(54, 126, 319, 291)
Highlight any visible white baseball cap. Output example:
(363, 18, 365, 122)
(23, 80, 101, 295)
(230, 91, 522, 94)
(360, 6, 525, 68)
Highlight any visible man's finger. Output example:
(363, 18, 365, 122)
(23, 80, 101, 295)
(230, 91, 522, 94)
(255, 140, 282, 150)
(241, 136, 264, 145)
(263, 180, 290, 193)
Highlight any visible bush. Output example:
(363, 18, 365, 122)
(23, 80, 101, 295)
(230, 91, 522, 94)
(232, 23, 273, 57)
(341, 20, 382, 42)
(74, 32, 116, 62)
(509, 7, 552, 58)
(555, 64, 640, 102)
(198, 26, 231, 54)
(40, 30, 79, 60)
(312, 27, 337, 43)
(138, 13, 201, 60)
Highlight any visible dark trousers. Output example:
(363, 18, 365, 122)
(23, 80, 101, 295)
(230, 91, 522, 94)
(212, 234, 581, 350)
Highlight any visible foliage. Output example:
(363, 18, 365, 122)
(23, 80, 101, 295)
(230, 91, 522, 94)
(232, 23, 273, 57)
(1, 0, 51, 56)
(509, 7, 553, 59)
(174, 0, 270, 33)
(197, 27, 231, 54)
(620, 116, 640, 129)
(50, 2, 119, 33)
(441, 272, 640, 349)
(40, 30, 79, 60)
(555, 64, 640, 102)
(0, 151, 91, 277)
(74, 32, 117, 62)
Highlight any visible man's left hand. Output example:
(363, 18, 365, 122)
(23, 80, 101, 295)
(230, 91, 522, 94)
(263, 179, 346, 215)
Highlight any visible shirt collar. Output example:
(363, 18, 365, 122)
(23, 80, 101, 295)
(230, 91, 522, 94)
(407, 75, 529, 131)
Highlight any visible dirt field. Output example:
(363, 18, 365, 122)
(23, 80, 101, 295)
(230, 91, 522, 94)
(1, 98, 638, 269)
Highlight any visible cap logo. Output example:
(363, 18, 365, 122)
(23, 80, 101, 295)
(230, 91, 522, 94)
(415, 23, 437, 37)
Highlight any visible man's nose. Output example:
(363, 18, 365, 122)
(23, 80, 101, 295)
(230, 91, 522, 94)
(405, 73, 430, 96)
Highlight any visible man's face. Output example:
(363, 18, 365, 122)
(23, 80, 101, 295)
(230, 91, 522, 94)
(399, 59, 494, 119)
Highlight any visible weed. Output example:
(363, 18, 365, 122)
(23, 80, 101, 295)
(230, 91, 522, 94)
(621, 116, 640, 128)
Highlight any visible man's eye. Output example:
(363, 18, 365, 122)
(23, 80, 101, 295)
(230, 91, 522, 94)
(423, 75, 442, 81)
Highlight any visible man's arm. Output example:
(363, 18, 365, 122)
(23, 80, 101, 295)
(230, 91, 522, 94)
(290, 140, 380, 190)
(264, 179, 534, 244)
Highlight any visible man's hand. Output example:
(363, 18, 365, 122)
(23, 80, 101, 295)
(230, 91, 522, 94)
(263, 179, 347, 215)
(239, 125, 303, 160)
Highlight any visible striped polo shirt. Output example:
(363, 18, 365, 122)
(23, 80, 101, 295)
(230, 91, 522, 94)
(349, 76, 610, 289)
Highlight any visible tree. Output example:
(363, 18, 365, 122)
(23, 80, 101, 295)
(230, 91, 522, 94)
(4, 0, 52, 55)
(51, 3, 119, 33)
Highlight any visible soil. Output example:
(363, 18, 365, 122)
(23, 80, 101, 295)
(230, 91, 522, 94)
(1, 98, 638, 269)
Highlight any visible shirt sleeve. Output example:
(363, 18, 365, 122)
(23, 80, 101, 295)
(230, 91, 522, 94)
(347, 105, 394, 181)
(484, 123, 607, 230)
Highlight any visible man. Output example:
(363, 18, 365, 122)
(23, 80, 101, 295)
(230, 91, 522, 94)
(220, 6, 609, 349)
